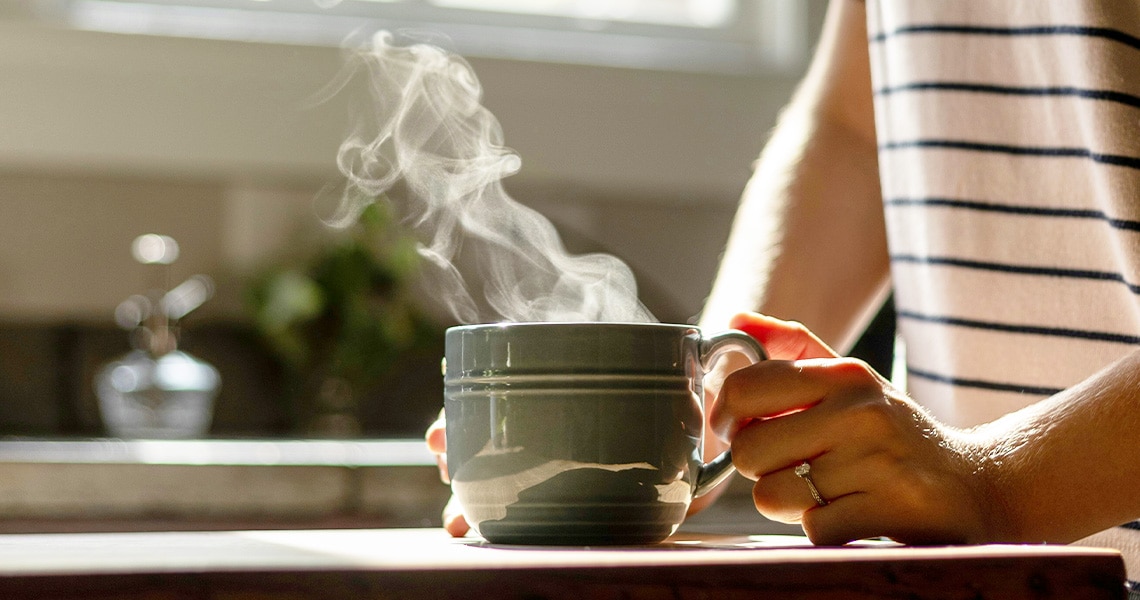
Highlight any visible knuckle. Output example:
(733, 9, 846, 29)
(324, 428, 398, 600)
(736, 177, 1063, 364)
(784, 317, 811, 335)
(888, 470, 936, 512)
(785, 320, 810, 335)
(831, 357, 879, 384)
(852, 396, 891, 419)
(845, 395, 898, 437)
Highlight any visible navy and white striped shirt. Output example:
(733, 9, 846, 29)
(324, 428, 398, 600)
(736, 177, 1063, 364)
(867, 0, 1140, 581)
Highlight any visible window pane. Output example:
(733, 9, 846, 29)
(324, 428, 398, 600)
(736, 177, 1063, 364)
(51, 0, 805, 74)
(424, 0, 737, 28)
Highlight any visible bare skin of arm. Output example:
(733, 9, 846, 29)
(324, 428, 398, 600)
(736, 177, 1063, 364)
(691, 0, 887, 514)
(700, 0, 887, 351)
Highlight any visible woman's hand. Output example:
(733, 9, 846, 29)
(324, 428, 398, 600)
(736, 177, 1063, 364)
(425, 411, 471, 537)
(711, 312, 1010, 546)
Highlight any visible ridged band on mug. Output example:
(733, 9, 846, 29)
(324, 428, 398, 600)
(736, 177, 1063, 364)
(445, 372, 694, 396)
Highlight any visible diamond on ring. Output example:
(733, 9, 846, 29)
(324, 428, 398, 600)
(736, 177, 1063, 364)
(794, 460, 828, 507)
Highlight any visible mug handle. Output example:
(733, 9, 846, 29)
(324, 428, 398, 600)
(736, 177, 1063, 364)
(692, 329, 768, 498)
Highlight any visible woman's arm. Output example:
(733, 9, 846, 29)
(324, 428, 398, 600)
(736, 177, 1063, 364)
(691, 0, 888, 514)
(699, 0, 888, 352)
(972, 349, 1140, 543)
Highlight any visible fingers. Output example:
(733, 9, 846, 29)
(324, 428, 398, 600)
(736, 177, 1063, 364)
(800, 491, 953, 546)
(740, 402, 983, 546)
(798, 494, 879, 546)
(425, 413, 470, 537)
(706, 312, 843, 444)
(712, 356, 883, 440)
(728, 312, 839, 361)
(749, 463, 821, 524)
(749, 453, 896, 544)
(425, 411, 447, 453)
(425, 410, 450, 483)
(749, 448, 893, 522)
(441, 496, 471, 537)
(716, 314, 987, 547)
(729, 377, 898, 481)
(751, 455, 905, 545)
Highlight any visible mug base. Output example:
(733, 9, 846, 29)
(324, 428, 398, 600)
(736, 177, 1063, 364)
(476, 522, 679, 546)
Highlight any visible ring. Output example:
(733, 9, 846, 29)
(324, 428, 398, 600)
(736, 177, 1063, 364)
(794, 461, 829, 507)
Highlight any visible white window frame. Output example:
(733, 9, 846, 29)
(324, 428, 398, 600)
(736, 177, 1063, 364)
(42, 0, 809, 74)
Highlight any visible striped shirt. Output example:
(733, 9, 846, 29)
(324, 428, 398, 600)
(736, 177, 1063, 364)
(865, 0, 1140, 583)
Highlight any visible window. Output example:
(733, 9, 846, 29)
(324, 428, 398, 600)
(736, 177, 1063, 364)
(46, 0, 808, 73)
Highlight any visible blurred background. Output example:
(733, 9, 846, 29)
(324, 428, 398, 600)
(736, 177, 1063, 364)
(0, 0, 869, 536)
(0, 0, 830, 440)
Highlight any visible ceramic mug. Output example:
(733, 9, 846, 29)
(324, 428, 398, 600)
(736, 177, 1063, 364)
(444, 322, 766, 545)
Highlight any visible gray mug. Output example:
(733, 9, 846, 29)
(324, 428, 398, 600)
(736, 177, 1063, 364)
(444, 322, 766, 545)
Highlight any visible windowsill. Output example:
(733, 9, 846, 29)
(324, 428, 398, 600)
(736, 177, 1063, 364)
(0, 438, 449, 533)
(0, 438, 436, 466)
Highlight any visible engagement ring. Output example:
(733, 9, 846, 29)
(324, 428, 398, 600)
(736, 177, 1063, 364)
(794, 461, 828, 507)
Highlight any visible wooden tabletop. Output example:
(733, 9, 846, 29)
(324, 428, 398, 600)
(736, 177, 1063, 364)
(0, 527, 1125, 599)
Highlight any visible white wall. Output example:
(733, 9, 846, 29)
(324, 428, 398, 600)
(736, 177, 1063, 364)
(0, 9, 819, 324)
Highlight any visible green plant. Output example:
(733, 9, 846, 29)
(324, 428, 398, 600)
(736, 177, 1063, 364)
(246, 200, 441, 433)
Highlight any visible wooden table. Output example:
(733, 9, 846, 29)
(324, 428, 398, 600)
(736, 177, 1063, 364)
(0, 527, 1125, 599)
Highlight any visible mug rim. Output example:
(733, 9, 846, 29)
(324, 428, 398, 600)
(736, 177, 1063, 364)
(446, 321, 699, 333)
(443, 321, 705, 379)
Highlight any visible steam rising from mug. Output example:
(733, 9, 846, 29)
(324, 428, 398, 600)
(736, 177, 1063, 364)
(330, 31, 655, 325)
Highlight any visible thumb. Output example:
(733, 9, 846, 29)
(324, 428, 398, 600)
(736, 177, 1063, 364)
(728, 312, 839, 361)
